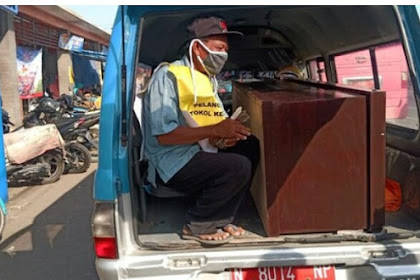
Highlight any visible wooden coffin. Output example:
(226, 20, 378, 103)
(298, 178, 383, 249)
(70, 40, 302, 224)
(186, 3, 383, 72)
(290, 79, 386, 233)
(232, 80, 384, 236)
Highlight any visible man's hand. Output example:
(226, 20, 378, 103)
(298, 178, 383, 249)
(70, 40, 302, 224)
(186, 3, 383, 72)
(209, 136, 238, 149)
(212, 119, 251, 140)
(209, 136, 220, 147)
(156, 119, 250, 146)
(223, 137, 239, 148)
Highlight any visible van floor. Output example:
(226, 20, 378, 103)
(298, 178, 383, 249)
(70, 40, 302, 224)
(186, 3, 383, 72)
(137, 192, 420, 246)
(138, 192, 265, 235)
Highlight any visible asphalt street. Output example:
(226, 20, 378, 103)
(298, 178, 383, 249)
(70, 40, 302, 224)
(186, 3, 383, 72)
(0, 164, 99, 280)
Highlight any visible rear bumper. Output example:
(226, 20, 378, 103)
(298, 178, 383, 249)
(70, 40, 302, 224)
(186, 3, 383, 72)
(96, 258, 119, 280)
(95, 263, 420, 280)
(198, 265, 420, 279)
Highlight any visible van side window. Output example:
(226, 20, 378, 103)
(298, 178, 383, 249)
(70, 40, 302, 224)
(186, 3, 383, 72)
(308, 59, 327, 82)
(135, 63, 152, 95)
(375, 42, 418, 130)
(334, 43, 419, 130)
(318, 61, 327, 82)
(335, 49, 374, 90)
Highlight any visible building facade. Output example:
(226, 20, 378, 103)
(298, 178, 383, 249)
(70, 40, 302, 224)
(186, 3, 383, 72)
(0, 5, 110, 125)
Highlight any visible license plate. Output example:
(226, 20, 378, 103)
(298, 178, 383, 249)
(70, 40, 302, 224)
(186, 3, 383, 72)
(231, 265, 335, 280)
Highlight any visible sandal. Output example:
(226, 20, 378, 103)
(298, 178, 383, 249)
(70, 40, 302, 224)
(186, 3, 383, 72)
(222, 224, 248, 239)
(181, 226, 233, 245)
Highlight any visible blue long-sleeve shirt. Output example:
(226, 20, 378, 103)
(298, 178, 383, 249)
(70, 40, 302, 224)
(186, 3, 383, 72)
(142, 56, 200, 186)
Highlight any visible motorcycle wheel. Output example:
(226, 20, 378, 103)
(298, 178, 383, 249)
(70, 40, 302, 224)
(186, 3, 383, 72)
(89, 142, 98, 163)
(36, 150, 65, 185)
(84, 130, 98, 163)
(90, 152, 98, 163)
(65, 142, 91, 174)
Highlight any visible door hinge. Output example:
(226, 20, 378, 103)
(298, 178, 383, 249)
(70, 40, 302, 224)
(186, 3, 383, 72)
(115, 178, 122, 196)
(120, 5, 128, 147)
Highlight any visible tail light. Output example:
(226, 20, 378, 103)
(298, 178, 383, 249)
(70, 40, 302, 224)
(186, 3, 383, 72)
(401, 71, 408, 89)
(94, 237, 117, 259)
(92, 202, 118, 259)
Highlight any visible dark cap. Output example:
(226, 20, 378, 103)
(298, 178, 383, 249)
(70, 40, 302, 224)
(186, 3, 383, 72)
(187, 16, 243, 39)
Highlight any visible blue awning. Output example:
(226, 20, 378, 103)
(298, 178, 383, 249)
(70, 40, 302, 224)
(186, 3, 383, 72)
(71, 49, 107, 62)
(0, 5, 18, 15)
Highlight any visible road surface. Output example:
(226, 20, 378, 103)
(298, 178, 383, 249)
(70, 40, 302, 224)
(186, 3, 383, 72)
(0, 164, 99, 280)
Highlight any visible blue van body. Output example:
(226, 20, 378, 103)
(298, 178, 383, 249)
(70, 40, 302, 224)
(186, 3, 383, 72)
(0, 86, 8, 215)
(95, 6, 207, 200)
(95, 5, 420, 200)
(0, 5, 12, 215)
(93, 6, 420, 280)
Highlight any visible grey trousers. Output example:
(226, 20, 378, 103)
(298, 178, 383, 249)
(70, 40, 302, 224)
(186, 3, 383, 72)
(158, 135, 260, 235)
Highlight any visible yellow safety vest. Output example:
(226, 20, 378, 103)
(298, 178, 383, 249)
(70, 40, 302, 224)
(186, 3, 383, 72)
(168, 64, 227, 152)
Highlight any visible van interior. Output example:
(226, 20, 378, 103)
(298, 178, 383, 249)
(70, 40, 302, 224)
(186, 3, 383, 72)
(129, 6, 420, 249)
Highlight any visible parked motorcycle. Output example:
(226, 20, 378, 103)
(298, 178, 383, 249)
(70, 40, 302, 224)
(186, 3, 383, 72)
(58, 94, 91, 117)
(54, 113, 93, 173)
(66, 114, 99, 163)
(4, 124, 66, 186)
(2, 108, 13, 134)
(64, 142, 91, 174)
(6, 149, 65, 185)
(23, 97, 99, 163)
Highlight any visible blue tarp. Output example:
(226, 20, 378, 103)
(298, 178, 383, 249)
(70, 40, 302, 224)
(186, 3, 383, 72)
(71, 54, 101, 88)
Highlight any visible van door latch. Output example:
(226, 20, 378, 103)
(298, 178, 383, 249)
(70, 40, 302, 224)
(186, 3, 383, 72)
(169, 257, 206, 269)
(367, 249, 405, 260)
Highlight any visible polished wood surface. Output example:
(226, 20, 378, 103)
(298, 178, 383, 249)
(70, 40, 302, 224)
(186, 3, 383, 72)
(282, 79, 386, 232)
(233, 80, 372, 236)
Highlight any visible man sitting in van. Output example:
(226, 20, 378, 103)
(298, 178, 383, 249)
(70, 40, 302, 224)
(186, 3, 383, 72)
(143, 16, 260, 245)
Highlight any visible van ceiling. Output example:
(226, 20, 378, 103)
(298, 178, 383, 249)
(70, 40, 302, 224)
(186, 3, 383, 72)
(138, 6, 400, 70)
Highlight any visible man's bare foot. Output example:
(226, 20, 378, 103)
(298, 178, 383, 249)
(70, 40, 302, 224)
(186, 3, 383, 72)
(182, 226, 230, 242)
(223, 224, 246, 237)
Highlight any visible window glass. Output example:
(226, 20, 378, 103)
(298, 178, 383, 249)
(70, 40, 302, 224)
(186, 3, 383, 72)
(334, 44, 419, 130)
(318, 61, 327, 82)
(376, 42, 418, 130)
(135, 62, 152, 96)
(309, 60, 319, 81)
(335, 49, 374, 90)
(308, 59, 327, 82)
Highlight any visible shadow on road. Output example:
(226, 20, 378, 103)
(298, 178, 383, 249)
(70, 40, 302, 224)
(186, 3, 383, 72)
(0, 172, 98, 280)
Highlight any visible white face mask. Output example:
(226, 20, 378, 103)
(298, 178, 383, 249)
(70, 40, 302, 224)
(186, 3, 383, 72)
(188, 39, 226, 103)
(193, 39, 228, 76)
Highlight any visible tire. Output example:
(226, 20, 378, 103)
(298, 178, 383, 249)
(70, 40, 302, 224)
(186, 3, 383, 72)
(65, 142, 91, 174)
(89, 144, 98, 163)
(87, 135, 98, 163)
(36, 150, 65, 185)
(0, 206, 5, 239)
(90, 154, 98, 163)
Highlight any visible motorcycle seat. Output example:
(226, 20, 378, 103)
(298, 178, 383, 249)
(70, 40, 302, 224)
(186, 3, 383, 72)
(54, 118, 80, 129)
